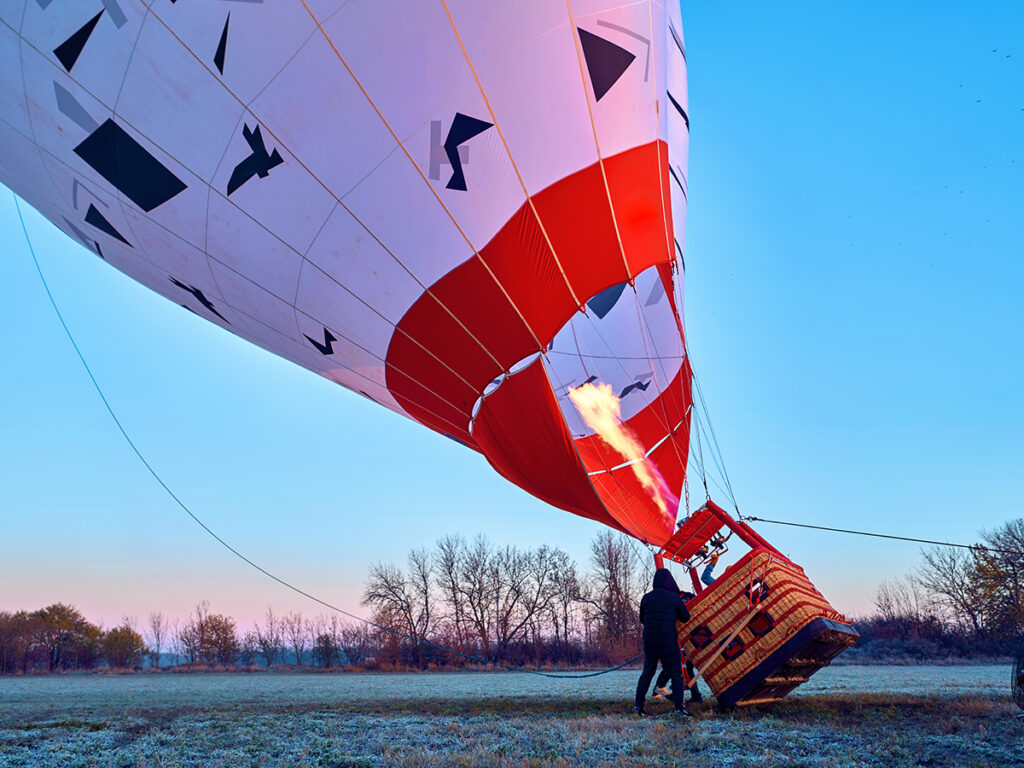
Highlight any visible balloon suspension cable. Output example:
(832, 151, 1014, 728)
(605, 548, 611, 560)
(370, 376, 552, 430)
(691, 409, 711, 502)
(14, 193, 641, 679)
(746, 516, 1024, 558)
(690, 369, 740, 517)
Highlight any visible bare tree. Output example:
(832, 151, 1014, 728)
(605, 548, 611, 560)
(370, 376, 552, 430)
(337, 618, 373, 666)
(585, 531, 642, 655)
(239, 631, 258, 666)
(177, 602, 211, 664)
(457, 536, 496, 657)
(547, 549, 582, 645)
(874, 575, 929, 624)
(491, 545, 531, 654)
(145, 612, 170, 669)
(167, 619, 183, 665)
(362, 548, 435, 667)
(309, 614, 338, 668)
(917, 547, 987, 636)
(254, 608, 283, 667)
(434, 535, 468, 651)
(282, 612, 308, 666)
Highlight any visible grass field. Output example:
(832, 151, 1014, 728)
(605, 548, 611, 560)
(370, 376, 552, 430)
(1, 666, 1021, 767)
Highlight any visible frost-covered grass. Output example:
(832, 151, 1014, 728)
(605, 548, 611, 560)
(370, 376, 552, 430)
(1, 666, 1020, 767)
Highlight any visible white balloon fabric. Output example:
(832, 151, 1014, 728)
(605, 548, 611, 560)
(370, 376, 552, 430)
(1, 0, 691, 546)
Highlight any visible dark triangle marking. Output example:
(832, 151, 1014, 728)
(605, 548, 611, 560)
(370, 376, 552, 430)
(54, 10, 104, 72)
(587, 282, 627, 319)
(578, 28, 635, 102)
(668, 91, 690, 130)
(443, 113, 493, 191)
(85, 203, 131, 245)
(214, 13, 229, 75)
(304, 327, 337, 355)
(94, 241, 104, 259)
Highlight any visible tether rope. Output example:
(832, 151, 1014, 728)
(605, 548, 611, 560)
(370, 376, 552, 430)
(746, 516, 1024, 558)
(14, 193, 641, 679)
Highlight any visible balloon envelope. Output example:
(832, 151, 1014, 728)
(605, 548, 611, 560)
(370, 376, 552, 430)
(1, 0, 692, 546)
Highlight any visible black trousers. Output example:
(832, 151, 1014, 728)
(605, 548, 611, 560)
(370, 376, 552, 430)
(656, 660, 701, 699)
(635, 641, 686, 711)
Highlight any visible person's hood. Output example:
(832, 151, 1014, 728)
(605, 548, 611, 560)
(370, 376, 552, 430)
(652, 568, 680, 593)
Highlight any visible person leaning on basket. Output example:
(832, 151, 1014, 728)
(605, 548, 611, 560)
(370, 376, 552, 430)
(652, 581, 711, 706)
(652, 554, 720, 706)
(633, 568, 692, 717)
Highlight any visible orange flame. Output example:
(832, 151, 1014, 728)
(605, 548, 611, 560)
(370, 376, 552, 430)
(568, 381, 677, 523)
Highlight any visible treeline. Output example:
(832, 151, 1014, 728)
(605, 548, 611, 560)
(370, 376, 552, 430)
(0, 531, 648, 673)
(0, 604, 146, 673)
(4, 520, 1020, 674)
(0, 601, 380, 674)
(851, 518, 1023, 661)
(359, 531, 644, 667)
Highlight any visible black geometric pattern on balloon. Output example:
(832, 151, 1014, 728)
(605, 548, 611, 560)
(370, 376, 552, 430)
(645, 276, 665, 307)
(669, 165, 687, 200)
(304, 327, 338, 356)
(577, 28, 635, 102)
(84, 203, 131, 245)
(214, 13, 229, 75)
(169, 278, 229, 323)
(227, 124, 284, 195)
(619, 378, 651, 399)
(669, 19, 687, 63)
(53, 10, 104, 72)
(443, 113, 493, 191)
(587, 282, 627, 319)
(61, 215, 97, 250)
(74, 120, 187, 211)
(55, 83, 99, 133)
(584, 375, 599, 385)
(667, 91, 690, 131)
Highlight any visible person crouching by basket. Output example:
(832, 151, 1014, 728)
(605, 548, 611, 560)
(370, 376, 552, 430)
(633, 568, 692, 717)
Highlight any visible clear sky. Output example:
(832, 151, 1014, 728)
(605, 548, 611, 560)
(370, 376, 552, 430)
(1, 1, 1021, 629)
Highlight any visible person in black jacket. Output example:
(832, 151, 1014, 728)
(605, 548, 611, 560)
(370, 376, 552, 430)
(633, 568, 691, 716)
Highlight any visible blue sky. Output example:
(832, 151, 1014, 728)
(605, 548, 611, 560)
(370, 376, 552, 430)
(2, 1, 1021, 627)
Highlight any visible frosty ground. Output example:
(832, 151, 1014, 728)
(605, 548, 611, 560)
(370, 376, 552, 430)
(1, 666, 1020, 767)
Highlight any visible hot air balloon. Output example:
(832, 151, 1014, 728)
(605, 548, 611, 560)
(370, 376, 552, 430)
(1, 0, 855, 707)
